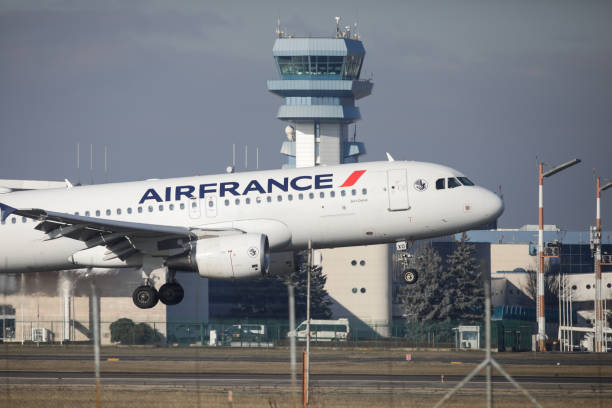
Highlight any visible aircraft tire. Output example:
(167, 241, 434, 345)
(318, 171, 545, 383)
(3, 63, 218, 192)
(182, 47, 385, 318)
(403, 269, 418, 284)
(159, 282, 184, 306)
(132, 285, 159, 309)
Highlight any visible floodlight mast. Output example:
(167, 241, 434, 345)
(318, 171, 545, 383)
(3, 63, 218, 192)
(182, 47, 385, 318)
(594, 177, 611, 352)
(537, 158, 580, 352)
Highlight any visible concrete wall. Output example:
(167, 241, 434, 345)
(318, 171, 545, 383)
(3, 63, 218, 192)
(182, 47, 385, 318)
(321, 244, 392, 337)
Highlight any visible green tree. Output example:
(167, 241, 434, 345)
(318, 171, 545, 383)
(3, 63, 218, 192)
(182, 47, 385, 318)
(446, 232, 484, 321)
(402, 245, 451, 321)
(110, 318, 164, 345)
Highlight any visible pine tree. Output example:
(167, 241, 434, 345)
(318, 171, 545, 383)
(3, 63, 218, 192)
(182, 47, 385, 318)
(446, 232, 484, 321)
(402, 245, 451, 321)
(290, 260, 333, 320)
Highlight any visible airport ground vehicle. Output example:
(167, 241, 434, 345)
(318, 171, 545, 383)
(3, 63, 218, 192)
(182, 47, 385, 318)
(289, 318, 350, 342)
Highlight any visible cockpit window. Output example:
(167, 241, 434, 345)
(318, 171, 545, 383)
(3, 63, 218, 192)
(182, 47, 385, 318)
(447, 178, 461, 188)
(458, 177, 475, 186)
(435, 178, 445, 190)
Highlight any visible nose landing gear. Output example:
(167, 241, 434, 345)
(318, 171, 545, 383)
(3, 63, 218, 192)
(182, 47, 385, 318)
(396, 240, 419, 285)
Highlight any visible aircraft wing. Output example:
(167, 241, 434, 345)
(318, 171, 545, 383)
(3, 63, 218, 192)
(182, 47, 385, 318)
(0, 202, 239, 261)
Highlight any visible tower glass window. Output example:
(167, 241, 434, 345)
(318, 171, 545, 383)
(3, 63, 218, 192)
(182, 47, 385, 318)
(276, 55, 361, 80)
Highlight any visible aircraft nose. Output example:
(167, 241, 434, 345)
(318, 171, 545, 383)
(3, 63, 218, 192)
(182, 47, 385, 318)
(484, 189, 504, 221)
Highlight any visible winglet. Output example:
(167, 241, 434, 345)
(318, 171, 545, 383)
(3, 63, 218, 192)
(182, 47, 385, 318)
(386, 152, 395, 162)
(0, 202, 16, 222)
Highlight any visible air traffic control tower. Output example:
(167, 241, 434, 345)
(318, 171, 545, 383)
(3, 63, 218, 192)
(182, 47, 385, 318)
(267, 20, 372, 168)
(268, 20, 392, 336)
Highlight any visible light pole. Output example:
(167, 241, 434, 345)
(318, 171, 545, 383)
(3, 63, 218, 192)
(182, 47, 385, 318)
(593, 178, 612, 352)
(537, 158, 581, 352)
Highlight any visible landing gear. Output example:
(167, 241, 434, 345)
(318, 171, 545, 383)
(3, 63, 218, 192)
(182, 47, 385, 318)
(159, 282, 184, 305)
(132, 285, 159, 309)
(403, 269, 418, 284)
(396, 240, 419, 285)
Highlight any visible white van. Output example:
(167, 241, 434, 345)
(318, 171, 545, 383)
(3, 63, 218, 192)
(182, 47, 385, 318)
(289, 318, 350, 342)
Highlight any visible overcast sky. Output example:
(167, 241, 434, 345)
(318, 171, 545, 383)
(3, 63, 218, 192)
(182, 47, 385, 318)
(0, 1, 610, 230)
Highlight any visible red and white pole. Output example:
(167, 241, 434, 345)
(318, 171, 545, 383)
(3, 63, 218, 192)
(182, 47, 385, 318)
(538, 163, 546, 352)
(595, 177, 603, 352)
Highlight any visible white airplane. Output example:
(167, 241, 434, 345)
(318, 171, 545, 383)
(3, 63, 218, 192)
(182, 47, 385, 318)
(0, 160, 503, 309)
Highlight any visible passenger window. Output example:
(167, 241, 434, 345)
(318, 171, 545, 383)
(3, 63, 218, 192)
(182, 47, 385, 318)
(75, 212, 79, 216)
(224, 199, 230, 206)
(148, 206, 153, 212)
(127, 208, 132, 214)
(12, 217, 16, 224)
(288, 194, 293, 201)
(298, 193, 304, 200)
(436, 178, 445, 190)
(277, 195, 282, 202)
(191, 201, 197, 208)
(96, 210, 101, 217)
(318, 192, 324, 198)
(267, 196, 272, 203)
(309, 192, 314, 199)
(168, 204, 173, 211)
(458, 177, 475, 186)
(351, 189, 357, 196)
(235, 198, 240, 205)
(22, 217, 27, 223)
(138, 207, 143, 214)
(179, 203, 185, 210)
(85, 211, 90, 217)
(256, 197, 262, 204)
(447, 178, 461, 188)
(158, 205, 163, 211)
(117, 209, 121, 215)
(106, 209, 111, 216)
(341, 190, 346, 197)
(362, 188, 367, 195)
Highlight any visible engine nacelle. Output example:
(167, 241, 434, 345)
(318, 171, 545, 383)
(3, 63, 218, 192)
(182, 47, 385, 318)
(167, 234, 270, 279)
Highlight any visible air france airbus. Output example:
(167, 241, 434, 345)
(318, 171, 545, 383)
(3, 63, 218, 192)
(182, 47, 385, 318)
(0, 160, 503, 309)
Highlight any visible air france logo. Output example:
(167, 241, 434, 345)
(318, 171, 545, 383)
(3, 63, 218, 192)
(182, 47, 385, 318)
(247, 247, 259, 258)
(138, 171, 366, 204)
(413, 179, 428, 191)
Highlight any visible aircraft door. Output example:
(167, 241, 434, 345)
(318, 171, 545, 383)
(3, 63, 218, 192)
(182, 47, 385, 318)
(387, 169, 410, 211)
(205, 195, 217, 218)
(188, 198, 201, 219)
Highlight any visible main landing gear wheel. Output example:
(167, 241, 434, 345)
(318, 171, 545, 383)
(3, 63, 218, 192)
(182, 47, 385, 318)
(403, 269, 418, 285)
(132, 285, 159, 309)
(158, 282, 184, 306)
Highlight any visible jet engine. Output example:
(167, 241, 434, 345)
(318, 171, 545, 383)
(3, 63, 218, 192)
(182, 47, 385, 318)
(167, 233, 270, 279)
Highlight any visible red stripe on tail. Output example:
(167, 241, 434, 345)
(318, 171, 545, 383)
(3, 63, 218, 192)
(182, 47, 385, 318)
(340, 170, 366, 187)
